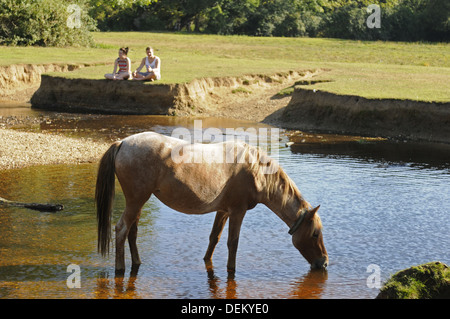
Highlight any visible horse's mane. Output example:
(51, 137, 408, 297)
(241, 143, 301, 207)
(264, 164, 301, 208)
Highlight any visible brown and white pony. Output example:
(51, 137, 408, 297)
(96, 132, 328, 274)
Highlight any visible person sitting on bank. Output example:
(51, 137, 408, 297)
(132, 47, 161, 81)
(104, 47, 131, 80)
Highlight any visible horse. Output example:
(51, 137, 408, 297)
(95, 131, 328, 274)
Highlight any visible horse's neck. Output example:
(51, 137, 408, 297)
(261, 172, 310, 227)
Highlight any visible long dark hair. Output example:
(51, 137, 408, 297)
(119, 47, 129, 55)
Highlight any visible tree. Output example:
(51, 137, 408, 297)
(203, 0, 259, 35)
(422, 0, 450, 41)
(0, 0, 97, 46)
(89, 0, 156, 31)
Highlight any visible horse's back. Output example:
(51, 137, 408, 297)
(113, 132, 260, 214)
(117, 131, 176, 162)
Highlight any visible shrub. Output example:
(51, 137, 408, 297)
(321, 4, 370, 40)
(0, 0, 97, 47)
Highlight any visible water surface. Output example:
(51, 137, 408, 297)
(0, 112, 449, 299)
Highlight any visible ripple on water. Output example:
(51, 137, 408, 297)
(0, 115, 449, 299)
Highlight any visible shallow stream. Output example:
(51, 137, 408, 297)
(0, 106, 449, 299)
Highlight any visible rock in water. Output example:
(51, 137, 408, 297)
(376, 261, 450, 299)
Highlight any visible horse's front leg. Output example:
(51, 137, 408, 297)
(226, 209, 246, 275)
(204, 210, 229, 262)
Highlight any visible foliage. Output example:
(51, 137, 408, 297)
(377, 262, 450, 299)
(1, 0, 448, 46)
(0, 0, 97, 46)
(89, 0, 156, 31)
(90, 0, 449, 42)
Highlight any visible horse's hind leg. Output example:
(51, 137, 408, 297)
(128, 219, 141, 266)
(115, 200, 148, 274)
(115, 215, 128, 274)
(204, 210, 229, 262)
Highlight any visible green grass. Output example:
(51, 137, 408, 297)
(231, 87, 252, 94)
(302, 62, 450, 102)
(1, 32, 449, 102)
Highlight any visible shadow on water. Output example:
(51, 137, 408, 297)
(289, 135, 450, 171)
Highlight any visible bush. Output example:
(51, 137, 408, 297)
(0, 0, 96, 46)
(422, 0, 450, 41)
(133, 10, 167, 31)
(385, 0, 450, 42)
(203, 1, 258, 35)
(300, 11, 323, 38)
(385, 1, 426, 41)
(322, 5, 371, 40)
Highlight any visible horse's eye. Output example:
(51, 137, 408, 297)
(312, 231, 320, 239)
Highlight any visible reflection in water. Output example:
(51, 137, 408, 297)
(289, 133, 450, 171)
(0, 113, 449, 299)
(34, 114, 277, 144)
(204, 261, 328, 299)
(90, 260, 330, 299)
(290, 270, 328, 299)
(95, 266, 141, 299)
(205, 261, 238, 299)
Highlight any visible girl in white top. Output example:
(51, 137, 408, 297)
(132, 47, 161, 81)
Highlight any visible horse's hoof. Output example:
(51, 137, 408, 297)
(115, 269, 125, 277)
(131, 264, 141, 276)
(227, 267, 236, 279)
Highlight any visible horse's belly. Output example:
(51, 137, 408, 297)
(154, 190, 221, 215)
(153, 161, 232, 214)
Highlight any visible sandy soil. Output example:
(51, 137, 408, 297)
(0, 128, 109, 170)
(196, 81, 293, 124)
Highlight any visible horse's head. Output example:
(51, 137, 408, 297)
(290, 205, 328, 270)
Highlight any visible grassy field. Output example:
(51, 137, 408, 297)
(1, 32, 449, 102)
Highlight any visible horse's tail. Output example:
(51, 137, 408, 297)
(95, 141, 122, 257)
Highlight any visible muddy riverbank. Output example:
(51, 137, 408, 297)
(0, 63, 105, 102)
(1, 63, 449, 172)
(2, 62, 450, 143)
(2, 67, 307, 170)
(29, 69, 450, 144)
(30, 70, 317, 119)
(279, 87, 450, 144)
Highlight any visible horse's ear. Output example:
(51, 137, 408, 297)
(307, 205, 320, 219)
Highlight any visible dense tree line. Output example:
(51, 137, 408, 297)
(0, 0, 448, 46)
(92, 0, 449, 42)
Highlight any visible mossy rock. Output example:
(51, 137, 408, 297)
(376, 261, 450, 299)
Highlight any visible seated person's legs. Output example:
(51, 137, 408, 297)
(132, 71, 157, 81)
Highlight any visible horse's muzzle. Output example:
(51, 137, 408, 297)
(311, 256, 328, 270)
